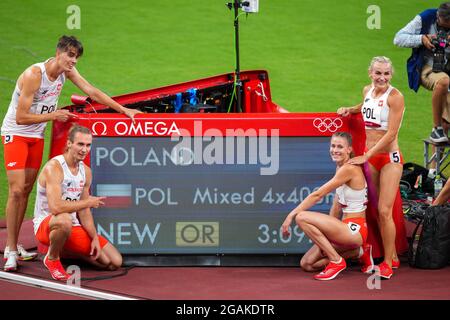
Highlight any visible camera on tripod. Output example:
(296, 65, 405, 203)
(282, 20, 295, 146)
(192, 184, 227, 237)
(431, 30, 450, 73)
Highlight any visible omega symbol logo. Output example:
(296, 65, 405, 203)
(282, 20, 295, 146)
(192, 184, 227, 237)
(312, 118, 343, 133)
(91, 121, 107, 136)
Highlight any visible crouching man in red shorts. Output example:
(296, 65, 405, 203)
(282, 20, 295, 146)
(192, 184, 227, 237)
(33, 125, 122, 281)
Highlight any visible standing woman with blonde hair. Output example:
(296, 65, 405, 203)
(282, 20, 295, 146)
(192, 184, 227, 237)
(337, 56, 405, 279)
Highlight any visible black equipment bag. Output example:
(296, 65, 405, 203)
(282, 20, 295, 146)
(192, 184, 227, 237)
(408, 205, 450, 269)
(402, 162, 434, 196)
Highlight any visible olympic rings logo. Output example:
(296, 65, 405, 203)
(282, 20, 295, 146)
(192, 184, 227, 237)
(313, 118, 343, 133)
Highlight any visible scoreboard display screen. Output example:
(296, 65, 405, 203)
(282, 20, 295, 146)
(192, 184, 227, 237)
(48, 71, 372, 261)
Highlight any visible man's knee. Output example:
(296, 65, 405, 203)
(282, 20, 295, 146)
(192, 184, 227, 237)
(8, 187, 26, 202)
(102, 245, 122, 270)
(435, 76, 450, 91)
(50, 213, 73, 234)
(108, 257, 122, 271)
(114, 253, 123, 268)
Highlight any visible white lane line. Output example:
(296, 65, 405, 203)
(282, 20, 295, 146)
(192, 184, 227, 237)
(0, 271, 138, 300)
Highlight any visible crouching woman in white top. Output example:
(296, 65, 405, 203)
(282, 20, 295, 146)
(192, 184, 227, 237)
(281, 132, 372, 281)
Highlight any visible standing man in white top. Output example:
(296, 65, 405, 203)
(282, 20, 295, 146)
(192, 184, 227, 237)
(1, 35, 140, 271)
(33, 125, 121, 281)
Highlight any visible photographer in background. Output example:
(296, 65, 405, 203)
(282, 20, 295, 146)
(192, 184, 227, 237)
(394, 2, 450, 144)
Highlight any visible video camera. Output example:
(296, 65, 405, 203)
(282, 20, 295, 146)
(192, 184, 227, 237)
(431, 29, 450, 73)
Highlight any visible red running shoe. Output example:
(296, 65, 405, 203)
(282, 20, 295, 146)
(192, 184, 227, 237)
(43, 253, 69, 281)
(314, 258, 347, 281)
(375, 261, 393, 280)
(359, 243, 374, 274)
(392, 259, 400, 269)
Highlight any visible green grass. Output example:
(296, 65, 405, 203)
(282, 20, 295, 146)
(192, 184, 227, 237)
(0, 0, 443, 218)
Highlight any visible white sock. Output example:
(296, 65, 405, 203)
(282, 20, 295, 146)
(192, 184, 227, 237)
(357, 246, 364, 258)
(332, 257, 342, 264)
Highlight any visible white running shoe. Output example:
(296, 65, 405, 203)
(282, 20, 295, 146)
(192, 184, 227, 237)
(3, 251, 18, 271)
(3, 245, 38, 261)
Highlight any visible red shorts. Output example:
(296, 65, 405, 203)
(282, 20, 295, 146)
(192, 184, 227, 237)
(342, 217, 368, 244)
(368, 150, 403, 171)
(36, 215, 109, 256)
(2, 135, 44, 170)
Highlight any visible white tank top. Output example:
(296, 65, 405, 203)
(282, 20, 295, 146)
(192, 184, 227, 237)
(361, 85, 394, 131)
(1, 58, 65, 138)
(335, 183, 368, 214)
(33, 155, 85, 234)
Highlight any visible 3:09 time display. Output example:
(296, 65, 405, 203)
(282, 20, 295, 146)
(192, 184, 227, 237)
(257, 224, 311, 244)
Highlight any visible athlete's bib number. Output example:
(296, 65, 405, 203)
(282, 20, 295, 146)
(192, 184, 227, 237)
(390, 151, 401, 163)
(347, 222, 361, 235)
(3, 135, 13, 144)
